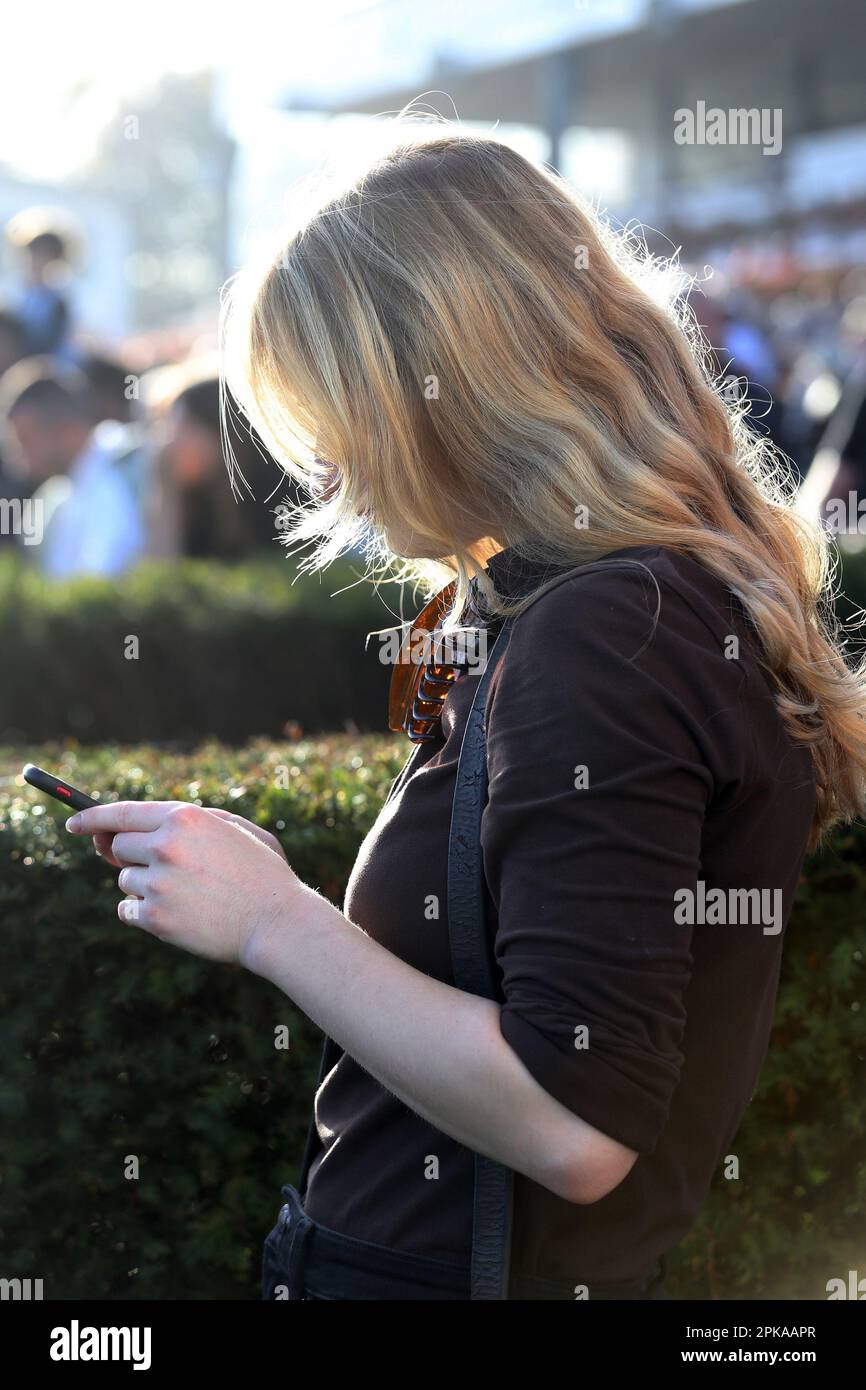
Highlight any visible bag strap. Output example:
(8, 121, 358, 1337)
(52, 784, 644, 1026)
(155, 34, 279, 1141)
(300, 616, 517, 1298)
(447, 618, 515, 1300)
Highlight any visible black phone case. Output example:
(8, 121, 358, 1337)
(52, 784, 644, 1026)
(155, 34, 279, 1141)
(22, 764, 99, 812)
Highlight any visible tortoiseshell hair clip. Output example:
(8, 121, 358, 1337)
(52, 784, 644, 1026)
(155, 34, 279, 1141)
(387, 582, 464, 742)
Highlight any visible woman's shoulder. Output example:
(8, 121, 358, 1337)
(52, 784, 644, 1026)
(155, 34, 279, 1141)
(484, 543, 771, 790)
(481, 543, 758, 793)
(508, 543, 747, 665)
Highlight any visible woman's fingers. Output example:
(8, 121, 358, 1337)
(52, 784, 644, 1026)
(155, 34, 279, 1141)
(117, 866, 148, 897)
(118, 896, 154, 928)
(93, 830, 122, 865)
(66, 801, 173, 835)
(205, 808, 286, 859)
(68, 800, 288, 868)
(110, 831, 158, 866)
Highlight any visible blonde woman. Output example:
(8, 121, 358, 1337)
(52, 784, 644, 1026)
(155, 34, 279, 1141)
(68, 131, 866, 1300)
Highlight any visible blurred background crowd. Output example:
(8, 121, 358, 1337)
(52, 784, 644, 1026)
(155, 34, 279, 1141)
(1, 0, 865, 583)
(0, 224, 287, 575)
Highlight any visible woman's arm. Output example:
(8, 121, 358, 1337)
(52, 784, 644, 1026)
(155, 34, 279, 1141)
(68, 798, 638, 1206)
(242, 876, 639, 1205)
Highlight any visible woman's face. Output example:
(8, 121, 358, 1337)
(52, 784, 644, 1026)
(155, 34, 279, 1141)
(315, 443, 483, 561)
(315, 450, 384, 540)
(380, 519, 453, 561)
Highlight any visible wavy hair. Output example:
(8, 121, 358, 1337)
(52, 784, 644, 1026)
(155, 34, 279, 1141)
(220, 124, 866, 848)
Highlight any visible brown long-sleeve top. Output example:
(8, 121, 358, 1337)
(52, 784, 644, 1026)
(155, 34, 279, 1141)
(302, 543, 817, 1285)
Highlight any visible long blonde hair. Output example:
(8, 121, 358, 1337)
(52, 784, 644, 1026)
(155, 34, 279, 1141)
(221, 124, 866, 849)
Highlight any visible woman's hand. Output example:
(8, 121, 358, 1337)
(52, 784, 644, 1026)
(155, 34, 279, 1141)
(67, 800, 298, 965)
(89, 807, 287, 869)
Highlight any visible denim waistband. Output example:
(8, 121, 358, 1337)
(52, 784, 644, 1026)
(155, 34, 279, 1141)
(261, 1184, 667, 1301)
(262, 1185, 470, 1300)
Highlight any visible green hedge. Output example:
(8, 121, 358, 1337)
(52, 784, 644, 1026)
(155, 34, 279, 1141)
(3, 542, 864, 749)
(0, 553, 407, 745)
(0, 739, 862, 1299)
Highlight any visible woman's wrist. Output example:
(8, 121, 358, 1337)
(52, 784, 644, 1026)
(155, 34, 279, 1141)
(240, 873, 314, 980)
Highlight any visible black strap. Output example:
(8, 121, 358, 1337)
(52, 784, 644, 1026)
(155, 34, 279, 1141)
(299, 619, 517, 1297)
(447, 618, 515, 1300)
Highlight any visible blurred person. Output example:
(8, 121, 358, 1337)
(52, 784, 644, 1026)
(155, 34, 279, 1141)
(68, 132, 865, 1304)
(798, 299, 866, 526)
(150, 372, 291, 560)
(687, 288, 727, 379)
(1, 358, 146, 577)
(769, 359, 813, 482)
(0, 308, 30, 545)
(5, 216, 76, 361)
(717, 293, 787, 451)
(0, 307, 27, 377)
(720, 290, 778, 388)
(800, 350, 866, 528)
(79, 349, 138, 426)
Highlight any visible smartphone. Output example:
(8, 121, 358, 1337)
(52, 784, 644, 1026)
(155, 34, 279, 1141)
(22, 763, 99, 812)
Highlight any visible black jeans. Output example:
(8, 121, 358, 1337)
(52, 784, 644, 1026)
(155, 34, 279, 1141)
(261, 1184, 670, 1301)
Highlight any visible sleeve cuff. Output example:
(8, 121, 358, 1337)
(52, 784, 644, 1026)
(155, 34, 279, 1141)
(500, 1005, 675, 1156)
